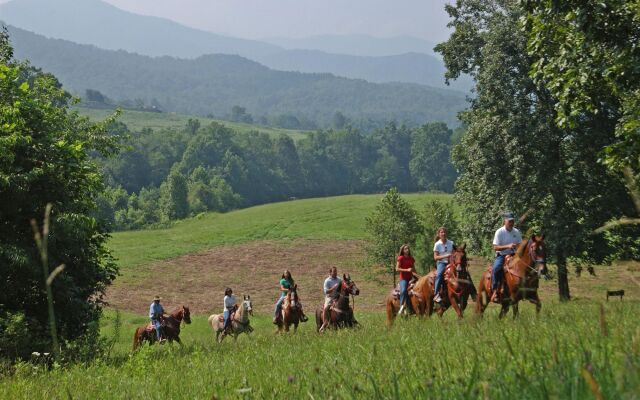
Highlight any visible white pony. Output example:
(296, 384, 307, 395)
(208, 295, 253, 343)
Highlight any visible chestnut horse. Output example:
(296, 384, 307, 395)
(476, 235, 547, 318)
(132, 306, 191, 351)
(208, 295, 254, 343)
(384, 277, 428, 327)
(276, 284, 303, 333)
(423, 244, 475, 318)
(315, 274, 360, 332)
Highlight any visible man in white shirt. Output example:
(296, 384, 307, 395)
(319, 266, 341, 333)
(491, 212, 522, 303)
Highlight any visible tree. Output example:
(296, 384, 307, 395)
(186, 118, 200, 135)
(0, 29, 120, 359)
(161, 170, 189, 220)
(231, 105, 253, 124)
(365, 188, 422, 285)
(409, 122, 456, 192)
(332, 111, 348, 129)
(524, 0, 640, 229)
(435, 0, 635, 301)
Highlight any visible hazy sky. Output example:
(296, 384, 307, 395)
(91, 0, 453, 41)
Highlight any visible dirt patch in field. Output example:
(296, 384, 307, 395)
(106, 239, 390, 315)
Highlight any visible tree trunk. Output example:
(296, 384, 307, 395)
(556, 249, 570, 301)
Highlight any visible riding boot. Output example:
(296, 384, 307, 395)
(397, 304, 405, 316)
(300, 312, 308, 322)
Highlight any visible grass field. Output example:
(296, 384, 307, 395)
(2, 193, 639, 399)
(2, 302, 638, 399)
(75, 106, 310, 140)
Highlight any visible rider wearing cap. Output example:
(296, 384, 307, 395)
(149, 295, 166, 342)
(491, 212, 522, 302)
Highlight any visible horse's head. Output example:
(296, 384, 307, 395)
(342, 273, 360, 296)
(242, 295, 253, 316)
(450, 244, 468, 275)
(181, 306, 191, 325)
(528, 235, 547, 276)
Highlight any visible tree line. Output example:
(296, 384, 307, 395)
(96, 119, 459, 230)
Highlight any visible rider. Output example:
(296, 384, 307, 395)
(149, 295, 166, 342)
(396, 244, 418, 315)
(319, 266, 341, 333)
(491, 212, 522, 303)
(273, 270, 308, 324)
(223, 287, 236, 333)
(432, 227, 453, 303)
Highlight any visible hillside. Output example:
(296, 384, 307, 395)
(252, 50, 474, 92)
(0, 0, 472, 91)
(76, 107, 310, 141)
(6, 25, 468, 127)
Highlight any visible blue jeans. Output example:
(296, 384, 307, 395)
(152, 319, 162, 340)
(434, 261, 447, 295)
(274, 294, 285, 318)
(399, 279, 410, 306)
(492, 254, 506, 291)
(223, 310, 231, 329)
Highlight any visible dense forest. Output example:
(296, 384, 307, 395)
(97, 119, 459, 230)
(6, 25, 467, 128)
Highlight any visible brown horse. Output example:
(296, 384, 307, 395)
(384, 277, 428, 327)
(476, 235, 547, 318)
(132, 306, 191, 351)
(422, 244, 475, 318)
(315, 274, 360, 332)
(276, 284, 303, 333)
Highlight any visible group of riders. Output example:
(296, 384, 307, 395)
(396, 211, 522, 315)
(148, 211, 523, 340)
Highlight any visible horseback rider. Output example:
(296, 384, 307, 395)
(433, 227, 453, 303)
(396, 244, 418, 315)
(149, 295, 166, 342)
(319, 266, 341, 333)
(223, 287, 237, 334)
(273, 270, 308, 324)
(491, 212, 522, 303)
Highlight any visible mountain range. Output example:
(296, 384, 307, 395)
(6, 25, 468, 127)
(0, 0, 472, 91)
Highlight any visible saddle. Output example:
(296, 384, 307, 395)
(217, 311, 237, 323)
(391, 279, 418, 300)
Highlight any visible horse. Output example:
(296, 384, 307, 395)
(476, 235, 547, 318)
(132, 306, 192, 351)
(208, 295, 254, 343)
(276, 284, 303, 333)
(384, 276, 428, 327)
(422, 244, 475, 318)
(315, 274, 360, 332)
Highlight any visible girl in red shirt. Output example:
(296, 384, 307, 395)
(396, 244, 418, 315)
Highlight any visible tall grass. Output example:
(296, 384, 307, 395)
(2, 301, 638, 399)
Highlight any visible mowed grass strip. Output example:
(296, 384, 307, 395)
(109, 193, 452, 270)
(2, 301, 638, 399)
(75, 106, 310, 140)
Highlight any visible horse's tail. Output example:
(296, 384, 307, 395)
(132, 328, 140, 352)
(385, 296, 396, 328)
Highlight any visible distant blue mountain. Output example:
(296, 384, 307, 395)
(0, 0, 473, 91)
(6, 25, 468, 127)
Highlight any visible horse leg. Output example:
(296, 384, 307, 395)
(512, 302, 519, 319)
(498, 303, 509, 319)
(530, 292, 542, 315)
(449, 292, 463, 318)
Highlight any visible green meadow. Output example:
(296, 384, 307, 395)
(75, 106, 310, 140)
(2, 302, 638, 399)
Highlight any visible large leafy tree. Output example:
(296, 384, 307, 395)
(524, 0, 640, 220)
(0, 28, 120, 358)
(435, 0, 635, 300)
